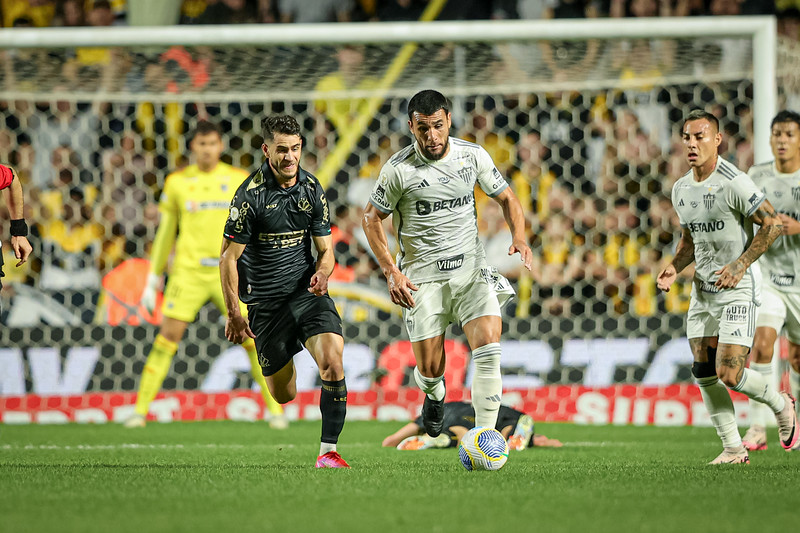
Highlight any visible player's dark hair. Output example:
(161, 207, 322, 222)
(262, 115, 301, 142)
(683, 109, 719, 132)
(191, 120, 221, 140)
(771, 110, 800, 130)
(408, 90, 450, 121)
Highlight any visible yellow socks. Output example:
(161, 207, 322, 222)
(134, 334, 178, 416)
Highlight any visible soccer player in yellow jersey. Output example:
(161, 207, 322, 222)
(124, 120, 286, 428)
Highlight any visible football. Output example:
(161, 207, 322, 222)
(458, 427, 509, 471)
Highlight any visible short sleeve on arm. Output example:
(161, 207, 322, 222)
(727, 173, 766, 217)
(223, 184, 256, 244)
(0, 165, 13, 190)
(475, 146, 508, 197)
(369, 162, 402, 214)
(671, 183, 687, 227)
(311, 182, 332, 237)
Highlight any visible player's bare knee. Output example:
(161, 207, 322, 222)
(272, 386, 296, 404)
(751, 338, 774, 364)
(317, 356, 344, 381)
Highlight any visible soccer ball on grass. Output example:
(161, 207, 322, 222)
(458, 427, 509, 471)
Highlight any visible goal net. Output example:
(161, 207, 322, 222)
(0, 17, 792, 426)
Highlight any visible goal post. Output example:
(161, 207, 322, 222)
(0, 16, 792, 425)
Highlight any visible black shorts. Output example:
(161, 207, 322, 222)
(248, 290, 342, 377)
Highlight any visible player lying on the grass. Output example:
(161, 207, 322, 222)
(382, 401, 563, 450)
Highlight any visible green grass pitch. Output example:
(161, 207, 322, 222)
(1, 420, 797, 533)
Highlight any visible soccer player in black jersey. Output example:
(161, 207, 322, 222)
(381, 401, 563, 450)
(220, 115, 349, 469)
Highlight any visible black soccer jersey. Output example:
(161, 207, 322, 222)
(223, 162, 331, 306)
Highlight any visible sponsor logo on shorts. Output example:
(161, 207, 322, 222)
(437, 254, 464, 271)
(698, 280, 721, 293)
(725, 304, 749, 323)
(771, 273, 795, 286)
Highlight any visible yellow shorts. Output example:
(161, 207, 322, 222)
(161, 267, 246, 322)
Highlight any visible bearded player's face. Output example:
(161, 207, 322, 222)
(263, 133, 302, 181)
(409, 109, 451, 161)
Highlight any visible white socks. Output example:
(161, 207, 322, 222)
(413, 366, 445, 401)
(320, 442, 336, 455)
(697, 375, 742, 449)
(747, 362, 774, 427)
(471, 343, 503, 429)
(732, 367, 786, 413)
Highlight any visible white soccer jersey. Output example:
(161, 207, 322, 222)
(749, 161, 800, 294)
(672, 157, 766, 299)
(369, 137, 509, 284)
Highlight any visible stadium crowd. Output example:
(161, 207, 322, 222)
(0, 0, 798, 328)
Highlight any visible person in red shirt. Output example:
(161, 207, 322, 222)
(0, 163, 33, 306)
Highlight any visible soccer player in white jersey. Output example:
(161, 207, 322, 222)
(657, 109, 798, 464)
(362, 90, 532, 437)
(742, 110, 800, 451)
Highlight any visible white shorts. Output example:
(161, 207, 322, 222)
(756, 284, 800, 344)
(402, 267, 515, 342)
(686, 292, 757, 347)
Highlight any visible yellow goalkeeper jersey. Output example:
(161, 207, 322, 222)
(159, 162, 249, 272)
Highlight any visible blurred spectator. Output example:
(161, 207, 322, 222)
(778, 8, 800, 41)
(279, 0, 354, 22)
(374, 0, 425, 20)
(27, 96, 103, 188)
(1, 0, 55, 27)
(611, 39, 672, 153)
(314, 45, 379, 137)
(37, 193, 103, 291)
(194, 0, 257, 24)
(1, 16, 63, 93)
(52, 0, 85, 26)
(540, 0, 601, 83)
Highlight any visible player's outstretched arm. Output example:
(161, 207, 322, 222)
(657, 227, 694, 292)
(2, 166, 32, 266)
(362, 203, 418, 309)
(219, 238, 254, 343)
(715, 200, 782, 289)
(492, 187, 532, 271)
(309, 234, 335, 296)
(382, 422, 423, 448)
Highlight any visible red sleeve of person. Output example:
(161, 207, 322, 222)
(0, 164, 13, 190)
